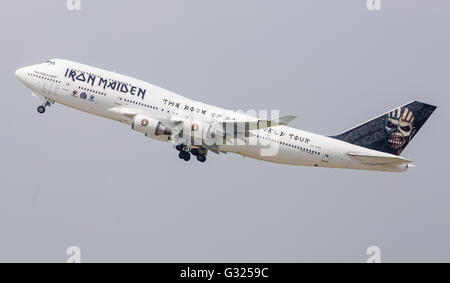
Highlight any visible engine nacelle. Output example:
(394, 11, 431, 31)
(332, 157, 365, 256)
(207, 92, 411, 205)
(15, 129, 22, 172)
(182, 119, 222, 146)
(132, 115, 172, 137)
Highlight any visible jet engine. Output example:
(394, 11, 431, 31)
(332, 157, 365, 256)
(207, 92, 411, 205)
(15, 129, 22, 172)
(132, 115, 172, 137)
(181, 119, 221, 146)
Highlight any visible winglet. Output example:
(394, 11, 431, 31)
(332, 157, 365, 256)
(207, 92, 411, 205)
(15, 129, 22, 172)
(276, 115, 297, 126)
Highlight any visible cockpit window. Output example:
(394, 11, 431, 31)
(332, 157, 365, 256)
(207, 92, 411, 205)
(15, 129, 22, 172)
(46, 60, 55, 65)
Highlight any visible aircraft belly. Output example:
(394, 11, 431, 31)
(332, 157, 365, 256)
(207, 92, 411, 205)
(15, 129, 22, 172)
(222, 144, 319, 166)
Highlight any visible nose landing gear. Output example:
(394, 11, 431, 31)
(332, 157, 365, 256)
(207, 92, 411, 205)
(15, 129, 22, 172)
(37, 105, 46, 114)
(37, 100, 52, 114)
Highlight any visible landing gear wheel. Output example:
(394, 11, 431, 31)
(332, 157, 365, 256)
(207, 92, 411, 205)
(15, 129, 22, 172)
(190, 148, 200, 156)
(197, 154, 206, 163)
(176, 144, 184, 151)
(37, 105, 46, 114)
(179, 151, 191, 161)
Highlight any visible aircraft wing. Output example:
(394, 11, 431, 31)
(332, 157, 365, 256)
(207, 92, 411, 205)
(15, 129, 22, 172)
(218, 115, 297, 130)
(214, 115, 297, 138)
(347, 153, 413, 165)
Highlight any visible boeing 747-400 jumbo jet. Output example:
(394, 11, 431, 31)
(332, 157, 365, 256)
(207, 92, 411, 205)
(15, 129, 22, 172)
(15, 59, 436, 172)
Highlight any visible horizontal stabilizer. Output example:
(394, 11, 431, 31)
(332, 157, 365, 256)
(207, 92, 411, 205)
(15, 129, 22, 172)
(347, 152, 413, 165)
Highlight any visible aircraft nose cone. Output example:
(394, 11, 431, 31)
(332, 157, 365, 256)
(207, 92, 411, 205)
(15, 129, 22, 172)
(15, 67, 26, 82)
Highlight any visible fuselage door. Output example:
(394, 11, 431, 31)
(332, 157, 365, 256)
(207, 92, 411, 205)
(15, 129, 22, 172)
(115, 94, 123, 106)
(321, 152, 330, 163)
(62, 81, 70, 92)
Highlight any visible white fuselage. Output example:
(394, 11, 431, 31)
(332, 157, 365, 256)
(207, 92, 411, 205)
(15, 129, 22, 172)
(15, 59, 408, 172)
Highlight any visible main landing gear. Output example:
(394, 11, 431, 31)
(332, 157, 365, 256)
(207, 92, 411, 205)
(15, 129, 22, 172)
(178, 150, 191, 161)
(37, 100, 52, 114)
(176, 144, 191, 161)
(176, 144, 206, 163)
(191, 148, 206, 163)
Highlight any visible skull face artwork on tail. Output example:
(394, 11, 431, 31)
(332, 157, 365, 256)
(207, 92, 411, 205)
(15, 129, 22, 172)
(384, 107, 415, 155)
(330, 101, 436, 156)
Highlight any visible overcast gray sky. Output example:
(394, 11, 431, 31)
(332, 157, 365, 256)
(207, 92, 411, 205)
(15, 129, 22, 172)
(1, 0, 449, 262)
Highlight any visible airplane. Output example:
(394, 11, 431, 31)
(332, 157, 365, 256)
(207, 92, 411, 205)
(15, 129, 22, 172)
(15, 59, 437, 172)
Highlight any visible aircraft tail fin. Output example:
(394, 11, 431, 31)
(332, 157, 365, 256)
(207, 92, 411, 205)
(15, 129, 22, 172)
(330, 101, 437, 156)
